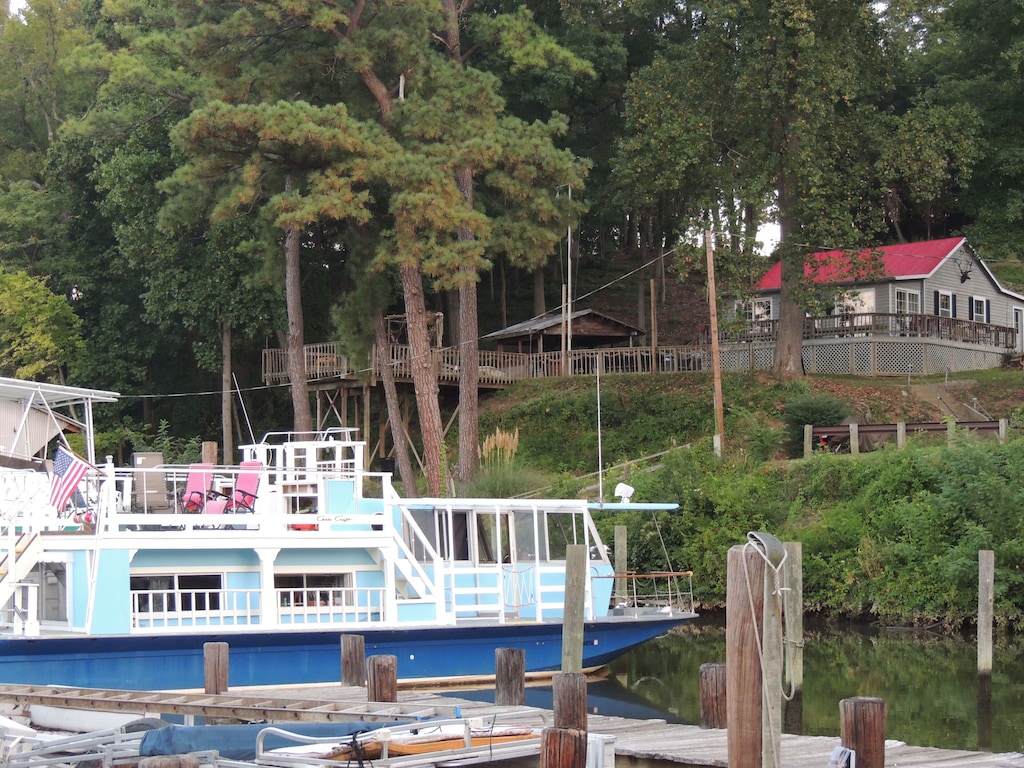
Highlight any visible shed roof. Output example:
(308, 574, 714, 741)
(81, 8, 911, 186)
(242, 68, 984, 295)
(755, 237, 967, 291)
(483, 309, 645, 343)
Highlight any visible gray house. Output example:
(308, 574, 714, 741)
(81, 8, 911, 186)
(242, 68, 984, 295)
(745, 236, 1024, 356)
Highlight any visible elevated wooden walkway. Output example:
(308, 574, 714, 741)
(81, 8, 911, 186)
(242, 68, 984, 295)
(5, 683, 1021, 767)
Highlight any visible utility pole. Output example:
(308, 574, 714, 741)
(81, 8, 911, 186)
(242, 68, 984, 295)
(706, 230, 726, 455)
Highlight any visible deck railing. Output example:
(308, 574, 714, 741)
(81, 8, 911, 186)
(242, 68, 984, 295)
(261, 312, 1018, 384)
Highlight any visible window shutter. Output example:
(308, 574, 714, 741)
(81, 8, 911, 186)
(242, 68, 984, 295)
(969, 300, 974, 321)
(986, 300, 991, 324)
(933, 291, 939, 315)
(952, 295, 957, 318)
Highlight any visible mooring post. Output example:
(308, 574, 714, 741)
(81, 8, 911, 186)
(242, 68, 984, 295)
(553, 672, 588, 731)
(495, 648, 525, 706)
(839, 696, 886, 768)
(978, 549, 995, 751)
(698, 663, 727, 728)
(726, 544, 765, 768)
(340, 633, 366, 687)
(367, 654, 398, 702)
(803, 425, 813, 458)
(201, 441, 218, 465)
(783, 541, 804, 734)
(614, 525, 628, 607)
(897, 421, 906, 448)
(561, 545, 586, 673)
(203, 641, 229, 695)
(540, 727, 587, 768)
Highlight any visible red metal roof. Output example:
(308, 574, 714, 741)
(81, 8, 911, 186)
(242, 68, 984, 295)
(755, 237, 966, 291)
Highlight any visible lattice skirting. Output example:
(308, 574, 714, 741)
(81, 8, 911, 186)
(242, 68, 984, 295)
(719, 339, 1007, 376)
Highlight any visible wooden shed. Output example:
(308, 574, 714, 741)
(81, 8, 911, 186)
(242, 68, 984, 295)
(483, 309, 646, 354)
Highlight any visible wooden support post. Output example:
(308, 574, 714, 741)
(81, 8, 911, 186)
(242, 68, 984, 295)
(614, 526, 627, 607)
(761, 548, 782, 768)
(947, 420, 956, 444)
(897, 421, 906, 448)
(367, 654, 398, 702)
(849, 422, 859, 455)
(726, 544, 765, 768)
(839, 697, 886, 768)
(540, 727, 587, 768)
(699, 663, 727, 728)
(201, 441, 218, 466)
(341, 634, 366, 687)
(803, 425, 813, 459)
(495, 648, 525, 706)
(203, 642, 229, 695)
(999, 418, 1008, 442)
(552, 672, 587, 731)
(783, 542, 804, 734)
(561, 545, 586, 673)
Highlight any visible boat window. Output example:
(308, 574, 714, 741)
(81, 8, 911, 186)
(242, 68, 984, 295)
(130, 573, 222, 612)
(475, 512, 510, 564)
(275, 573, 352, 606)
(545, 511, 583, 561)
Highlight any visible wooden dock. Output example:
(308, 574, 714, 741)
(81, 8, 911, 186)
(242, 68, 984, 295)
(6, 682, 1020, 768)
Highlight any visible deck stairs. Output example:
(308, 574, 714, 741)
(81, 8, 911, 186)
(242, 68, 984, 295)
(0, 533, 42, 624)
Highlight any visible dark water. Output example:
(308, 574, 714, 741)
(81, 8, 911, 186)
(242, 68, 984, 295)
(442, 618, 1024, 753)
(604, 618, 1024, 753)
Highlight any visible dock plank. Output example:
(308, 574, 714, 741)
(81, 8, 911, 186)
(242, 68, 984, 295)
(5, 682, 1022, 768)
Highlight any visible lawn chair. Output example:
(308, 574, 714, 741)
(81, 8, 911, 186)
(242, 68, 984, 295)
(205, 461, 263, 516)
(181, 463, 215, 512)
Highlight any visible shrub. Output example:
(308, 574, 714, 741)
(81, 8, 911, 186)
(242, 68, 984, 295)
(780, 392, 850, 457)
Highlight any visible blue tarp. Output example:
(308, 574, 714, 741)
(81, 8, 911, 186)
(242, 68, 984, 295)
(139, 721, 412, 761)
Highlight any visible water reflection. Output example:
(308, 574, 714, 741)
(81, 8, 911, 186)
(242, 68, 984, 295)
(606, 617, 1024, 753)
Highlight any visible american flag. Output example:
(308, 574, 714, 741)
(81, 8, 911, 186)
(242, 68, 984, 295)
(50, 445, 91, 512)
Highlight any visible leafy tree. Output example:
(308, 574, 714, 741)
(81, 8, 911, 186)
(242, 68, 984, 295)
(0, 266, 83, 379)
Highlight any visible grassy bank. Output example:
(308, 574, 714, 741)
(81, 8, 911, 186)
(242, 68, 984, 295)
(475, 369, 1024, 629)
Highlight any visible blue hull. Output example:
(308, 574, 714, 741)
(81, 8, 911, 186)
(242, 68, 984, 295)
(0, 616, 691, 690)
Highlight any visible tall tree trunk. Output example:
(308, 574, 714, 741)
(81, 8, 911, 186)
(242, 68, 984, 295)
(774, 134, 805, 378)
(400, 259, 444, 495)
(221, 321, 233, 464)
(284, 204, 313, 433)
(376, 313, 418, 496)
(455, 167, 480, 483)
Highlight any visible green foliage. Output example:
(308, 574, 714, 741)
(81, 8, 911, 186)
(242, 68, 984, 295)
(0, 267, 83, 380)
(461, 464, 552, 498)
(118, 419, 203, 465)
(780, 392, 850, 457)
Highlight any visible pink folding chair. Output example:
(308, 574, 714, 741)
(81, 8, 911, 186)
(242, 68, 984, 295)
(181, 463, 215, 512)
(205, 461, 263, 515)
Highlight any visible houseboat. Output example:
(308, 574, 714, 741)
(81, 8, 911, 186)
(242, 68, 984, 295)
(0, 378, 696, 690)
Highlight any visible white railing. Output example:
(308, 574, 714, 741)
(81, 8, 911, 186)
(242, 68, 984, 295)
(277, 587, 385, 625)
(131, 588, 261, 629)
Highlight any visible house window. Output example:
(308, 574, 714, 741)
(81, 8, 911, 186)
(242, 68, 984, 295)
(275, 573, 351, 606)
(894, 289, 920, 315)
(937, 291, 953, 318)
(736, 299, 772, 322)
(971, 296, 987, 323)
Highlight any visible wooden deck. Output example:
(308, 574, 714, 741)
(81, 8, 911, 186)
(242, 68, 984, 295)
(9, 683, 1021, 767)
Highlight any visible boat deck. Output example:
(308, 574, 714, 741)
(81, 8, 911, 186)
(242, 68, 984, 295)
(4, 683, 1021, 767)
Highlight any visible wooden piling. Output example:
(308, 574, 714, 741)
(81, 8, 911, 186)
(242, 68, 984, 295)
(561, 545, 586, 674)
(839, 696, 886, 768)
(783, 541, 804, 734)
(614, 525, 627, 607)
(540, 727, 587, 768)
(978, 550, 994, 677)
(726, 544, 765, 768)
(803, 425, 813, 458)
(495, 648, 525, 706)
(367, 654, 398, 702)
(698, 663, 727, 728)
(552, 672, 587, 731)
(201, 441, 218, 466)
(203, 642, 229, 695)
(341, 634, 366, 687)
